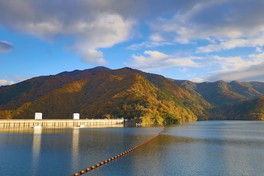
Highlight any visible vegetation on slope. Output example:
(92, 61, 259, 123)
(0, 67, 211, 125)
(175, 80, 264, 120)
(210, 96, 264, 120)
(1, 67, 264, 123)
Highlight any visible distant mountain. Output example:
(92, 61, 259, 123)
(0, 67, 210, 124)
(175, 80, 264, 107)
(211, 96, 264, 120)
(175, 80, 264, 120)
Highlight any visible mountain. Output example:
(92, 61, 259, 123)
(0, 67, 211, 124)
(1, 67, 264, 123)
(211, 96, 264, 120)
(175, 80, 264, 120)
(175, 80, 264, 107)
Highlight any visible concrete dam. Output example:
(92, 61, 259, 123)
(0, 119, 124, 128)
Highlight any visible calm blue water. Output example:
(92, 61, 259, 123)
(0, 121, 264, 176)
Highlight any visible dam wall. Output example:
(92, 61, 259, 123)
(0, 119, 124, 128)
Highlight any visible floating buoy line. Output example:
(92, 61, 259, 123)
(72, 130, 163, 176)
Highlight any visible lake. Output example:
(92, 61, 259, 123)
(0, 121, 264, 176)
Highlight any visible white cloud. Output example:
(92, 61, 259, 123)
(23, 20, 62, 39)
(127, 33, 172, 50)
(197, 38, 264, 53)
(150, 33, 164, 42)
(191, 77, 205, 83)
(0, 2, 134, 64)
(2, 1, 264, 82)
(250, 53, 264, 60)
(69, 13, 134, 64)
(205, 62, 264, 82)
(77, 49, 106, 64)
(144, 50, 168, 59)
(0, 79, 14, 86)
(150, 1, 264, 53)
(197, 54, 264, 81)
(255, 47, 263, 53)
(14, 76, 28, 83)
(72, 14, 133, 48)
(140, 0, 264, 82)
(179, 54, 264, 82)
(44, 13, 134, 64)
(212, 55, 263, 72)
(0, 76, 28, 86)
(128, 50, 198, 70)
(0, 41, 13, 52)
(127, 41, 172, 50)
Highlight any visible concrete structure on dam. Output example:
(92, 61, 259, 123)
(0, 119, 124, 128)
(0, 112, 124, 128)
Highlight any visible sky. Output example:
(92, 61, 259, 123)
(1, 0, 264, 86)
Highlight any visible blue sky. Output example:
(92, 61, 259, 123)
(1, 0, 264, 85)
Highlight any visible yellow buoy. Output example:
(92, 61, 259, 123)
(80, 170, 85, 175)
(71, 132, 162, 176)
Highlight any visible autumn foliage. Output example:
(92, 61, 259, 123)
(0, 67, 210, 125)
(1, 67, 263, 123)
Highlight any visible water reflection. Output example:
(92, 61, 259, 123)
(32, 129, 42, 175)
(136, 134, 263, 175)
(1, 122, 264, 176)
(71, 129, 80, 171)
(152, 122, 264, 176)
(92, 122, 264, 176)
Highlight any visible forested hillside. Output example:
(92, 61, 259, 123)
(0, 67, 211, 124)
